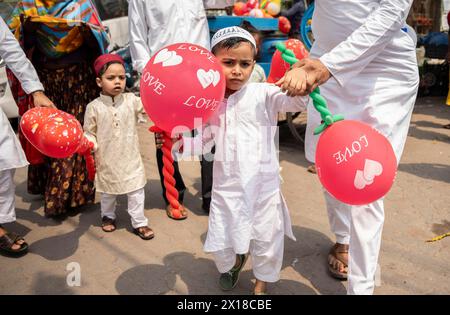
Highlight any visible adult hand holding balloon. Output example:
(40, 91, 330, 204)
(20, 107, 96, 180)
(268, 39, 308, 83)
(140, 43, 225, 218)
(276, 43, 397, 205)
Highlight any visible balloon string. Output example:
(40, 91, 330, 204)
(275, 42, 344, 134)
(149, 126, 183, 217)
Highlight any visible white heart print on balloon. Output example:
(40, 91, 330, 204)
(354, 159, 383, 190)
(153, 48, 221, 89)
(197, 69, 221, 89)
(153, 48, 183, 67)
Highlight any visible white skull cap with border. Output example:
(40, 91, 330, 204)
(211, 26, 257, 51)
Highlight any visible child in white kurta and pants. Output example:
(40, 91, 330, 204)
(181, 82, 307, 287)
(84, 92, 149, 231)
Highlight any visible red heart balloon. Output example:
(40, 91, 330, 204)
(140, 43, 226, 134)
(278, 16, 291, 35)
(315, 120, 397, 205)
(267, 39, 309, 83)
(20, 107, 83, 158)
(246, 0, 259, 9)
(233, 2, 249, 16)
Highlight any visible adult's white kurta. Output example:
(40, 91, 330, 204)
(129, 0, 235, 73)
(305, 0, 419, 162)
(0, 17, 43, 171)
(181, 83, 308, 253)
(83, 93, 147, 194)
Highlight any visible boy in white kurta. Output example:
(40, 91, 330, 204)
(169, 27, 309, 294)
(84, 54, 154, 240)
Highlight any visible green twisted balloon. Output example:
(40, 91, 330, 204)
(275, 42, 344, 134)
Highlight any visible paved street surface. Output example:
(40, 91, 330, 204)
(1, 96, 449, 295)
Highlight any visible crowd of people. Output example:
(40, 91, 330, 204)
(0, 0, 419, 295)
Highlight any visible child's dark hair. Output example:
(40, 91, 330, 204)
(211, 37, 257, 59)
(239, 20, 261, 38)
(97, 61, 124, 78)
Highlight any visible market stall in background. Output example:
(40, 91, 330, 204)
(409, 0, 449, 97)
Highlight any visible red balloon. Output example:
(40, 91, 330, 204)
(246, 0, 259, 9)
(20, 106, 56, 146)
(140, 43, 226, 133)
(267, 39, 309, 83)
(20, 107, 83, 158)
(233, 2, 249, 16)
(278, 16, 291, 34)
(315, 120, 397, 205)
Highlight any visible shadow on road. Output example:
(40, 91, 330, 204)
(398, 163, 450, 184)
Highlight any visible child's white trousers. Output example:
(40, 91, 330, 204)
(212, 229, 284, 283)
(101, 188, 147, 228)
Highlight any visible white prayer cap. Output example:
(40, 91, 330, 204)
(211, 26, 257, 51)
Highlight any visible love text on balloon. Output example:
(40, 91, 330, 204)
(183, 96, 221, 111)
(176, 44, 216, 63)
(141, 71, 166, 95)
(333, 135, 369, 165)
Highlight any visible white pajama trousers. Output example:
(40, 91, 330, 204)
(212, 230, 284, 283)
(100, 188, 148, 229)
(325, 191, 385, 295)
(0, 169, 16, 224)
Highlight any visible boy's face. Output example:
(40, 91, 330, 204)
(96, 63, 126, 97)
(215, 42, 255, 93)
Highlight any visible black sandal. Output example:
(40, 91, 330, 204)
(0, 232, 29, 257)
(101, 216, 116, 232)
(133, 226, 154, 240)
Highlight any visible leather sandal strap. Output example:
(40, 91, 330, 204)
(0, 233, 21, 249)
(102, 216, 115, 226)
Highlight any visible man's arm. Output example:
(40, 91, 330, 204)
(129, 0, 151, 73)
(278, 0, 414, 95)
(0, 17, 54, 107)
(319, 0, 414, 87)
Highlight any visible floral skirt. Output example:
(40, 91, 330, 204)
(27, 62, 98, 216)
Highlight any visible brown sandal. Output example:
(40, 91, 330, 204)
(307, 165, 317, 174)
(166, 204, 188, 220)
(134, 226, 155, 240)
(101, 216, 116, 232)
(327, 243, 349, 280)
(0, 231, 29, 257)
